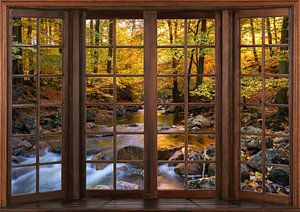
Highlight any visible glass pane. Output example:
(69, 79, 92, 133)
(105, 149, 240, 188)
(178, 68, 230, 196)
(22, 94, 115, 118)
(12, 166, 36, 195)
(240, 163, 263, 193)
(187, 19, 215, 45)
(157, 134, 184, 160)
(12, 47, 36, 75)
(86, 77, 113, 103)
(116, 48, 143, 74)
(12, 136, 36, 165)
(12, 77, 36, 104)
(187, 48, 215, 75)
(86, 106, 113, 133)
(188, 163, 216, 190)
(240, 135, 262, 162)
(40, 134, 62, 163)
(39, 164, 61, 192)
(265, 106, 289, 135)
(157, 20, 184, 46)
(240, 106, 262, 132)
(265, 47, 289, 75)
(188, 105, 215, 133)
(265, 17, 289, 44)
(40, 106, 62, 133)
(240, 18, 262, 45)
(157, 48, 184, 75)
(86, 19, 113, 46)
(116, 77, 144, 103)
(240, 77, 262, 104)
(188, 77, 215, 103)
(116, 19, 144, 46)
(86, 48, 113, 75)
(265, 77, 289, 105)
(40, 48, 62, 74)
(12, 18, 37, 45)
(157, 105, 184, 132)
(116, 135, 144, 160)
(86, 134, 113, 161)
(86, 163, 113, 189)
(12, 107, 36, 135)
(265, 166, 289, 195)
(188, 134, 215, 161)
(116, 163, 144, 190)
(40, 19, 63, 45)
(158, 163, 184, 190)
(40, 77, 62, 104)
(240, 47, 262, 74)
(116, 106, 144, 132)
(157, 77, 184, 103)
(265, 136, 289, 165)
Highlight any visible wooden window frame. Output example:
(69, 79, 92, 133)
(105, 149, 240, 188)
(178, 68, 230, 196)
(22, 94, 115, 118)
(0, 0, 299, 209)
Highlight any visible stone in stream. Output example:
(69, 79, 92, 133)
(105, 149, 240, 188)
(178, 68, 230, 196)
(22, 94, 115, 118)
(187, 114, 211, 129)
(116, 181, 139, 190)
(117, 146, 143, 161)
(158, 146, 183, 160)
(269, 167, 289, 186)
(94, 185, 111, 190)
(188, 177, 216, 190)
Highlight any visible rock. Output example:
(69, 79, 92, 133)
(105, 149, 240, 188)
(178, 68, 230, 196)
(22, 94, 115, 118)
(86, 147, 102, 156)
(165, 105, 176, 113)
(160, 124, 170, 131)
(94, 185, 111, 189)
(240, 126, 262, 134)
(128, 124, 139, 127)
(168, 149, 184, 161)
(95, 110, 112, 124)
(188, 177, 216, 190)
(191, 126, 200, 131)
(241, 164, 250, 181)
(175, 163, 204, 176)
(188, 115, 211, 129)
(117, 181, 139, 190)
(17, 140, 33, 149)
(23, 116, 36, 134)
(92, 152, 111, 161)
(188, 144, 215, 161)
(249, 149, 281, 169)
(125, 106, 139, 112)
(50, 146, 61, 154)
(117, 146, 143, 160)
(116, 106, 126, 117)
(269, 167, 289, 186)
(158, 146, 183, 160)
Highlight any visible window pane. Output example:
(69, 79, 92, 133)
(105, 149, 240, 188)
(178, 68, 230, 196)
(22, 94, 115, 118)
(240, 47, 262, 74)
(40, 134, 62, 163)
(116, 77, 144, 103)
(86, 19, 113, 46)
(86, 106, 113, 133)
(39, 164, 62, 192)
(86, 163, 113, 189)
(240, 77, 262, 104)
(86, 134, 113, 161)
(240, 18, 262, 45)
(265, 166, 289, 195)
(265, 106, 289, 135)
(188, 105, 215, 133)
(12, 18, 37, 45)
(157, 134, 184, 160)
(240, 135, 262, 162)
(187, 19, 215, 45)
(188, 134, 215, 161)
(157, 20, 184, 46)
(40, 48, 62, 74)
(157, 77, 184, 103)
(116, 48, 143, 74)
(265, 77, 289, 105)
(157, 105, 184, 133)
(187, 163, 216, 190)
(12, 77, 36, 105)
(116, 135, 144, 160)
(12, 47, 36, 75)
(116, 106, 144, 132)
(86, 48, 113, 75)
(187, 48, 215, 75)
(40, 77, 62, 104)
(188, 77, 215, 103)
(158, 163, 184, 190)
(12, 136, 36, 165)
(157, 48, 184, 75)
(40, 19, 63, 45)
(86, 77, 113, 103)
(240, 163, 263, 193)
(12, 107, 36, 135)
(12, 166, 36, 195)
(40, 106, 62, 133)
(265, 136, 289, 165)
(265, 17, 289, 44)
(265, 47, 289, 75)
(116, 19, 144, 46)
(240, 106, 262, 132)
(116, 163, 144, 190)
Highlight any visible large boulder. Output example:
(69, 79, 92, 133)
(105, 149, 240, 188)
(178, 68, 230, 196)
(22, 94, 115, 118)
(188, 177, 216, 190)
(116, 181, 139, 190)
(117, 146, 143, 160)
(187, 115, 211, 129)
(241, 164, 250, 181)
(269, 167, 289, 186)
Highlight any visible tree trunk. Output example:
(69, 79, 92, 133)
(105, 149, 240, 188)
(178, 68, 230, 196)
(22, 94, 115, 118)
(106, 20, 113, 74)
(266, 18, 273, 56)
(195, 20, 206, 87)
(94, 20, 100, 74)
(249, 19, 262, 73)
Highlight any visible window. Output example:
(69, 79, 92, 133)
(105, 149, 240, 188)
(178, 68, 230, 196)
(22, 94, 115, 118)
(5, 7, 294, 206)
